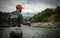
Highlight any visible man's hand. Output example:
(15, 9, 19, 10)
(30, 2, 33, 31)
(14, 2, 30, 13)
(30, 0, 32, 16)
(26, 22, 31, 26)
(23, 22, 31, 26)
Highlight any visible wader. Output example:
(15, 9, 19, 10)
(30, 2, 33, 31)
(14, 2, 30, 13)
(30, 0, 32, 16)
(10, 27, 22, 38)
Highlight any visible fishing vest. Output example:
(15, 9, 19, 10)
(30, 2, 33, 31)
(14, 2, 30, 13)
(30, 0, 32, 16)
(9, 11, 20, 27)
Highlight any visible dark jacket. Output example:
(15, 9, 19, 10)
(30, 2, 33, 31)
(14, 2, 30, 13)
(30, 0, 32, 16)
(9, 11, 24, 27)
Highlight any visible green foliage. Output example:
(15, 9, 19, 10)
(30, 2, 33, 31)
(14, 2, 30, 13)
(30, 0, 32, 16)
(0, 11, 10, 27)
(26, 6, 60, 23)
(54, 6, 60, 22)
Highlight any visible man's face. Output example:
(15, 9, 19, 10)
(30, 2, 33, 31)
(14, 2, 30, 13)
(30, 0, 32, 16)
(19, 8, 22, 12)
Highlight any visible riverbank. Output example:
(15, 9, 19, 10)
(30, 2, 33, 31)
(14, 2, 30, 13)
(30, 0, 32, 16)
(30, 22, 60, 28)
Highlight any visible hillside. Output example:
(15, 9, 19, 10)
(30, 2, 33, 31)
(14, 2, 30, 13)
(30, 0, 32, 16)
(25, 6, 60, 23)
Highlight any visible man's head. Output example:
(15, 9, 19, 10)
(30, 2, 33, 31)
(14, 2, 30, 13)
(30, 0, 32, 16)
(16, 4, 23, 12)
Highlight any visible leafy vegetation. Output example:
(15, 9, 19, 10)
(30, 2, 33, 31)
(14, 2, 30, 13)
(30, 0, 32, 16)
(25, 6, 60, 23)
(0, 11, 9, 27)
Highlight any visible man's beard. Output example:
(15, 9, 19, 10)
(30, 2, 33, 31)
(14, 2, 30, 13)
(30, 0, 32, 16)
(19, 10, 22, 12)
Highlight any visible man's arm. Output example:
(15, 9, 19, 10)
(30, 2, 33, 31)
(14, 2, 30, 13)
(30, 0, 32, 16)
(19, 14, 30, 26)
(19, 14, 24, 24)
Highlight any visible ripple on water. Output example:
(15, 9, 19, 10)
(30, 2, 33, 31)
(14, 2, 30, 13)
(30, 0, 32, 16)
(21, 26, 60, 38)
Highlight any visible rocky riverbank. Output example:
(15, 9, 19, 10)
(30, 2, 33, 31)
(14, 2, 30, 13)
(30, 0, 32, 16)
(31, 22, 60, 28)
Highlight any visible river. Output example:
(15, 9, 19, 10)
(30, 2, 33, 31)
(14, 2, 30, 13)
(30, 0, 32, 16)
(1, 25, 60, 38)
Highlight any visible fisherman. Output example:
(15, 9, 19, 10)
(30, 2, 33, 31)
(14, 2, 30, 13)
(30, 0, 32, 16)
(10, 4, 30, 38)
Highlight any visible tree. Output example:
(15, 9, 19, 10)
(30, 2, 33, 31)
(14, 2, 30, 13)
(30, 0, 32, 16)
(25, 6, 60, 23)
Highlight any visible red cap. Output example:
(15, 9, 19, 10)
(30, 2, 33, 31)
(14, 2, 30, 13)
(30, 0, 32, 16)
(16, 4, 23, 9)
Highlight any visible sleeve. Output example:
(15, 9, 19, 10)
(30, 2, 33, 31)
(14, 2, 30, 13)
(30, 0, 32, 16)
(19, 14, 30, 25)
(19, 14, 24, 24)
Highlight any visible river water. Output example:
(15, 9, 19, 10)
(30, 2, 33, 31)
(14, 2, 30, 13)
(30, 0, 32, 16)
(1, 25, 60, 38)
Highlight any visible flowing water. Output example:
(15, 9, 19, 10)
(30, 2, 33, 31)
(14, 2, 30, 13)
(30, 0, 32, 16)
(1, 25, 60, 38)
